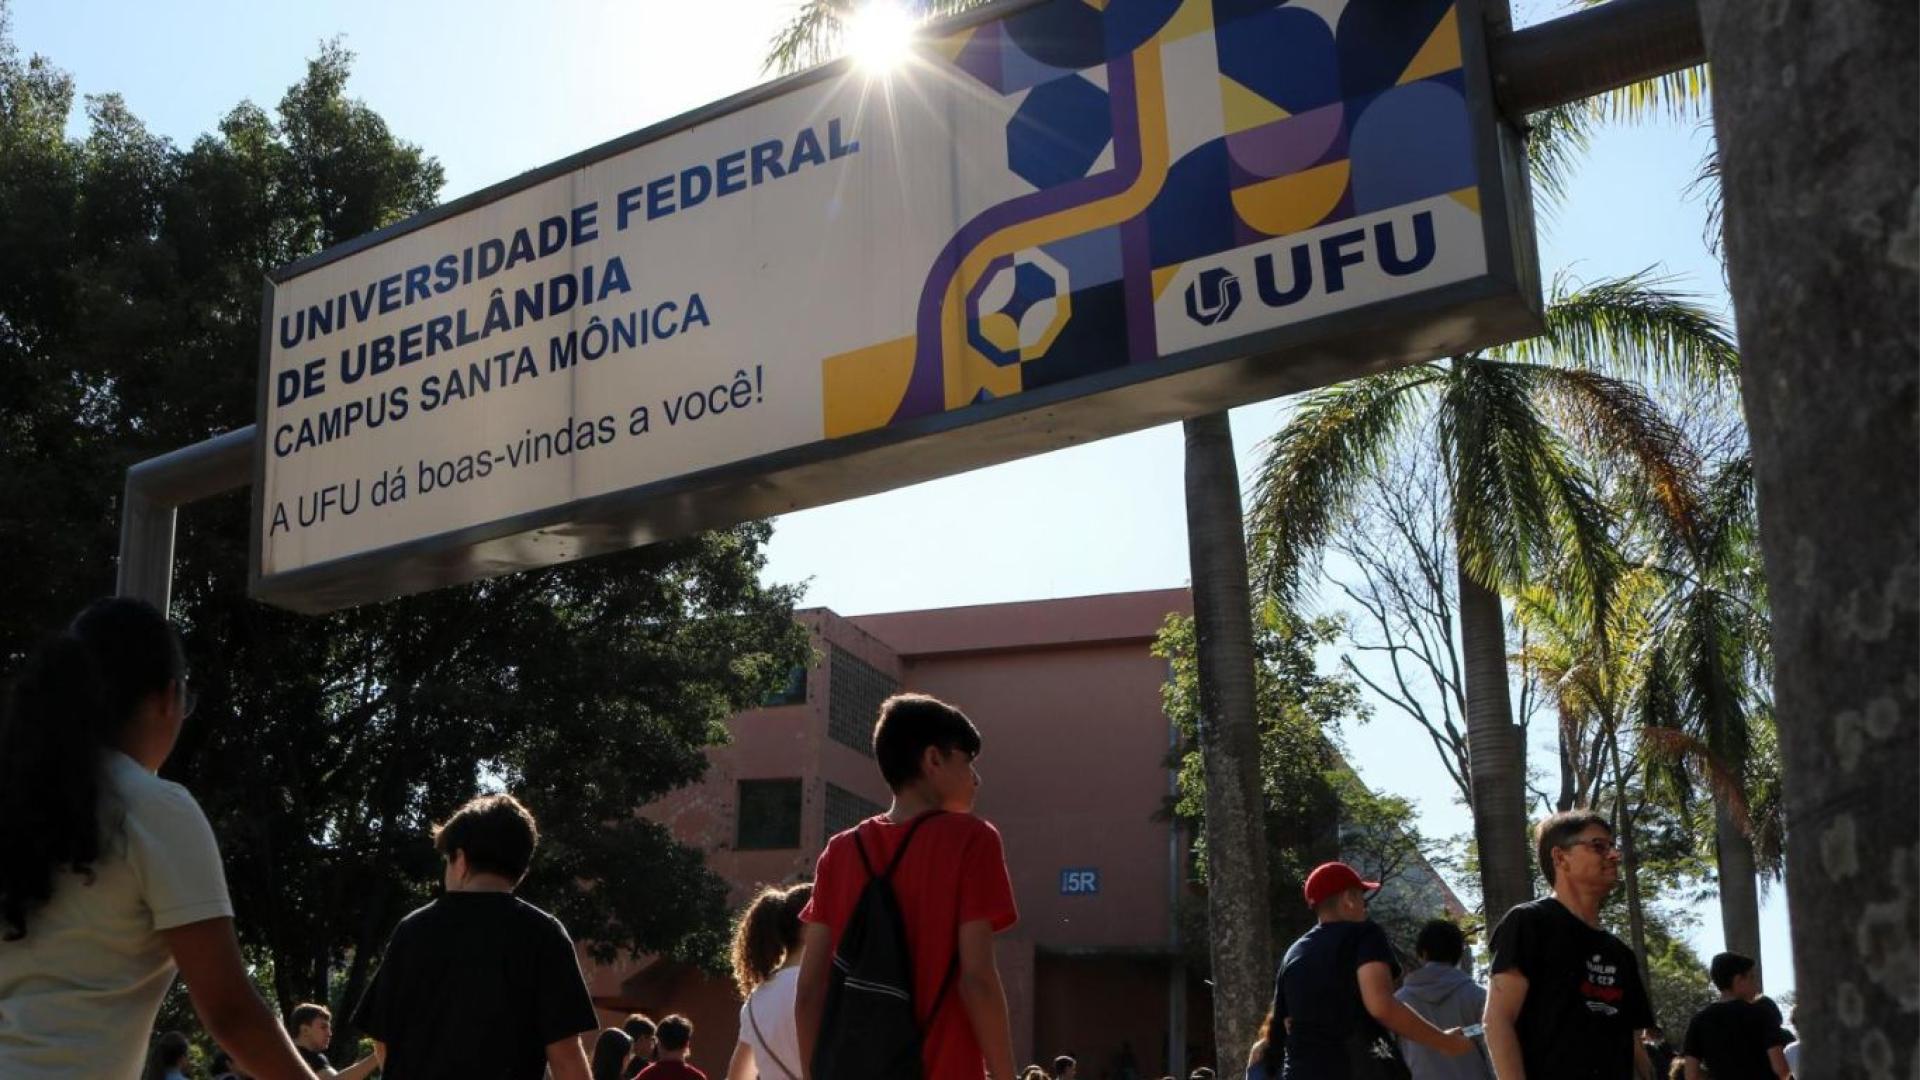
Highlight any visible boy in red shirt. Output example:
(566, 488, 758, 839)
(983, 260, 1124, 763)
(634, 1016, 705, 1080)
(796, 694, 1019, 1080)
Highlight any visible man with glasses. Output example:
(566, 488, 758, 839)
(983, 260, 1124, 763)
(1484, 812, 1656, 1079)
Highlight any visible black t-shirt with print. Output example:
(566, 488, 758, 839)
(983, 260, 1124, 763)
(1489, 898, 1654, 1080)
(296, 1046, 332, 1073)
(1683, 998, 1791, 1079)
(1273, 919, 1402, 1079)
(352, 891, 599, 1080)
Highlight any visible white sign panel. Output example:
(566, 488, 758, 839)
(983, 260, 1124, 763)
(253, 0, 1538, 612)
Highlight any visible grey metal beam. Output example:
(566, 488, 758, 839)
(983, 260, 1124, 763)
(1491, 0, 1706, 118)
(115, 426, 253, 613)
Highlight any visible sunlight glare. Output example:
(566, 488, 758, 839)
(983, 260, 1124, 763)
(845, 2, 917, 73)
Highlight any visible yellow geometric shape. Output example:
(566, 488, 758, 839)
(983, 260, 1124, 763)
(1449, 186, 1481, 214)
(822, 335, 918, 438)
(1152, 263, 1184, 301)
(931, 26, 975, 65)
(1398, 5, 1463, 84)
(1219, 75, 1290, 134)
(978, 311, 1021, 354)
(1160, 0, 1214, 42)
(1081, 0, 1111, 10)
(1026, 292, 1073, 360)
(1231, 160, 1352, 237)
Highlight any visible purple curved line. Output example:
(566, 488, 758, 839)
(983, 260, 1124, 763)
(892, 52, 1144, 425)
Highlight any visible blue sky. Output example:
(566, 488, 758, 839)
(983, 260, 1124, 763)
(9, 0, 1792, 993)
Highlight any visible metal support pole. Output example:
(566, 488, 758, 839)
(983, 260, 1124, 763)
(115, 427, 254, 614)
(1490, 0, 1706, 118)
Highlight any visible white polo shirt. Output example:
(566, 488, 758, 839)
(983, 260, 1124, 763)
(0, 751, 233, 1078)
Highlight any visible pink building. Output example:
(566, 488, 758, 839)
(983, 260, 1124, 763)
(584, 589, 1212, 1076)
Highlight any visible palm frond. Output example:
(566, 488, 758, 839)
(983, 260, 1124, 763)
(1502, 269, 1739, 390)
(1525, 103, 1594, 215)
(764, 0, 987, 74)
(1519, 363, 1707, 560)
(1246, 364, 1439, 606)
(1583, 65, 1712, 125)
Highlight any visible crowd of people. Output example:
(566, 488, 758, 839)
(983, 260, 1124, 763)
(0, 598, 1802, 1079)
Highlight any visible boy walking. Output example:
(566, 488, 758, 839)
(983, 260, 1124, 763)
(796, 693, 1020, 1080)
(352, 793, 600, 1079)
(635, 1015, 706, 1080)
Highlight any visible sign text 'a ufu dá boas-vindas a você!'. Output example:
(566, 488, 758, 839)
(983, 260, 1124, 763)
(251, 0, 1541, 613)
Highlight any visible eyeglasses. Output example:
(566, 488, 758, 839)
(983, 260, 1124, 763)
(1560, 836, 1617, 857)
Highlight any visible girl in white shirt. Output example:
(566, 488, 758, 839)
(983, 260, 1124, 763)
(726, 883, 813, 1080)
(0, 598, 316, 1080)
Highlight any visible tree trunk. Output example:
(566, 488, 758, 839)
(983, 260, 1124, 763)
(1610, 731, 1652, 1008)
(1695, 2, 1918, 1075)
(1182, 412, 1275, 1066)
(1556, 708, 1578, 812)
(1457, 563, 1532, 925)
(1711, 793, 1764, 986)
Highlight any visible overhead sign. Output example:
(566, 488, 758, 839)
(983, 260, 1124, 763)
(251, 0, 1538, 612)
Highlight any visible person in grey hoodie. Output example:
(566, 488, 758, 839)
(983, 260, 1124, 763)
(1396, 920, 1494, 1080)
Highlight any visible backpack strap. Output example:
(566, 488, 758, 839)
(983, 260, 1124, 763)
(883, 810, 946, 878)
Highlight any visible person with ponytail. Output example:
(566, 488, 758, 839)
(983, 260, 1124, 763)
(0, 597, 317, 1079)
(725, 883, 813, 1080)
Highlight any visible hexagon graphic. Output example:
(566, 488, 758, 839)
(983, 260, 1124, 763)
(967, 247, 1073, 368)
(1006, 73, 1113, 189)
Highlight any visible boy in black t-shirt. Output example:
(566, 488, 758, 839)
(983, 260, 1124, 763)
(352, 793, 600, 1080)
(1271, 861, 1473, 1078)
(1485, 811, 1656, 1080)
(1680, 953, 1791, 1079)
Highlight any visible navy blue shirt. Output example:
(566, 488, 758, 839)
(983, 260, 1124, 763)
(1273, 919, 1401, 1079)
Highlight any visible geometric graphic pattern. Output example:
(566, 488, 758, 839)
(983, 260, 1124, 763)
(822, 0, 1481, 437)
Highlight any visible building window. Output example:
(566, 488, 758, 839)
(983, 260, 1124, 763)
(737, 779, 803, 850)
(762, 665, 808, 707)
(828, 647, 898, 755)
(825, 782, 885, 837)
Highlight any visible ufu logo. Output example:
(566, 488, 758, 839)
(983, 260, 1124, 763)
(1184, 267, 1241, 325)
(1184, 210, 1440, 326)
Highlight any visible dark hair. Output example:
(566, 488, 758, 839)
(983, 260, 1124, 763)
(433, 792, 539, 882)
(872, 693, 981, 790)
(290, 1001, 331, 1033)
(1709, 952, 1755, 991)
(0, 597, 186, 940)
(1052, 1055, 1077, 1077)
(1415, 919, 1467, 966)
(591, 1028, 634, 1080)
(623, 1014, 656, 1041)
(1535, 809, 1612, 887)
(143, 1030, 191, 1080)
(731, 882, 813, 996)
(656, 1014, 693, 1052)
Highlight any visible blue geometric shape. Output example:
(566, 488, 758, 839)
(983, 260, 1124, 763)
(1348, 79, 1476, 212)
(1042, 227, 1125, 288)
(1215, 5, 1340, 114)
(1336, 0, 1458, 100)
(999, 35, 1075, 95)
(1007, 74, 1114, 190)
(1002, 0, 1108, 71)
(1146, 141, 1238, 267)
(1005, 260, 1059, 325)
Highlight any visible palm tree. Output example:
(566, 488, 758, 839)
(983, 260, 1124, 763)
(1634, 452, 1778, 981)
(1245, 272, 1737, 923)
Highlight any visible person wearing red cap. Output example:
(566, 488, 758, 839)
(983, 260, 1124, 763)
(1269, 862, 1474, 1078)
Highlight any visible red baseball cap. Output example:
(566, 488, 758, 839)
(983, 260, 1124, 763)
(1303, 862, 1380, 907)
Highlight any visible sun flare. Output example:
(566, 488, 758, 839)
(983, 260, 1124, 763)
(845, 2, 917, 73)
